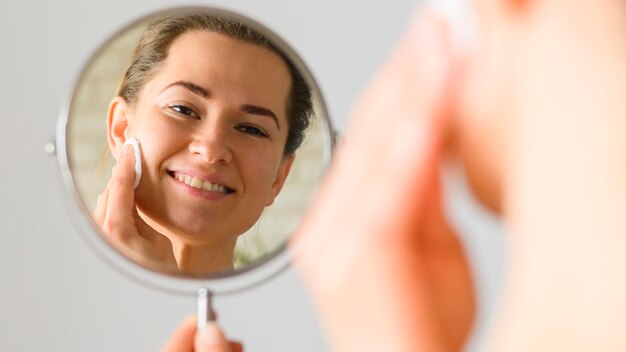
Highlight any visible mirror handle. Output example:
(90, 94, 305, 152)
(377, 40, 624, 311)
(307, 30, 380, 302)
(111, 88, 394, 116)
(196, 288, 216, 330)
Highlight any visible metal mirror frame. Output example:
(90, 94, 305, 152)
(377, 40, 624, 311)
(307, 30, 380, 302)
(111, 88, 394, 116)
(54, 5, 334, 296)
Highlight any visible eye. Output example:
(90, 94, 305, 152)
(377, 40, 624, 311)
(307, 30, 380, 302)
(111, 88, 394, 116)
(168, 104, 199, 119)
(236, 125, 269, 138)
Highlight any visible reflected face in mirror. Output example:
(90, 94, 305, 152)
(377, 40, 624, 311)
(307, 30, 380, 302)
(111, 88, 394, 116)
(95, 15, 315, 275)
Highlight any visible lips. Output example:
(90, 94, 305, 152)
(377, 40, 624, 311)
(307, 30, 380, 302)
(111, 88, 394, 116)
(168, 171, 235, 194)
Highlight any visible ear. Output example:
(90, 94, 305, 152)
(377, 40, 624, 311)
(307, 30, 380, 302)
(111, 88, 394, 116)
(266, 154, 295, 206)
(106, 96, 130, 160)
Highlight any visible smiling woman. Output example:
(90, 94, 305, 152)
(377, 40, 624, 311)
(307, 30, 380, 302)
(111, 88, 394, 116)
(67, 12, 327, 276)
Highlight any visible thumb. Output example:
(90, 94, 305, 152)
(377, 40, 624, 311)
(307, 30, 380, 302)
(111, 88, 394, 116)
(194, 322, 232, 352)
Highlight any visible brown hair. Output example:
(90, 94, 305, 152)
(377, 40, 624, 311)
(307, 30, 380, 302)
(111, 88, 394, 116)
(118, 13, 312, 155)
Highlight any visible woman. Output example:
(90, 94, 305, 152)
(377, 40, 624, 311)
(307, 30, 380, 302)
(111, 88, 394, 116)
(94, 14, 313, 274)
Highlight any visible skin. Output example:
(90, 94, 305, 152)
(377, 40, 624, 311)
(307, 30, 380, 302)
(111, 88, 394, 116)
(161, 316, 243, 352)
(470, 0, 626, 350)
(97, 31, 295, 274)
(165, 0, 626, 350)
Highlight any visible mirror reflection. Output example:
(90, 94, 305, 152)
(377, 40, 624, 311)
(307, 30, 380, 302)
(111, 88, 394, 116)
(67, 11, 327, 276)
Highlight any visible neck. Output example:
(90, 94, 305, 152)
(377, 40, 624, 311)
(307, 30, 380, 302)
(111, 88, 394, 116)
(138, 210, 238, 274)
(170, 236, 237, 274)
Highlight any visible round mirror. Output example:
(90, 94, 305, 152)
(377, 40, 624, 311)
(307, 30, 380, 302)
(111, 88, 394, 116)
(56, 6, 333, 296)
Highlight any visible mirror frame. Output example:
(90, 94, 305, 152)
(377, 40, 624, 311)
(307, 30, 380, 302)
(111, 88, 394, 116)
(55, 5, 334, 295)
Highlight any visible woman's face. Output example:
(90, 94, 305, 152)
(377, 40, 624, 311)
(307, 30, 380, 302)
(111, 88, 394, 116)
(110, 30, 293, 243)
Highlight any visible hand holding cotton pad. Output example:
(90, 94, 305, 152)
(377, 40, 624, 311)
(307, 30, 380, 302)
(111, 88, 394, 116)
(123, 137, 142, 189)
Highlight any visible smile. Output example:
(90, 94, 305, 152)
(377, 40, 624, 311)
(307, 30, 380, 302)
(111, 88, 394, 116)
(169, 171, 235, 194)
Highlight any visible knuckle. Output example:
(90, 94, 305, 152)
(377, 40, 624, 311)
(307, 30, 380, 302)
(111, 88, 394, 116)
(109, 176, 130, 191)
(101, 222, 130, 244)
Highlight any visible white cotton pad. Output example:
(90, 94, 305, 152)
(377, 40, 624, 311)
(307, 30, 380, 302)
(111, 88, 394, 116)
(123, 137, 142, 189)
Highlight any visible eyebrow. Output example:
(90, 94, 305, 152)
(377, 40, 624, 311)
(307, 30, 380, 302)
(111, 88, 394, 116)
(162, 80, 280, 130)
(240, 104, 280, 130)
(161, 80, 209, 98)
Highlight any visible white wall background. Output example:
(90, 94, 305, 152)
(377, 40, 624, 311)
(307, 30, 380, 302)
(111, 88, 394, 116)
(0, 0, 504, 351)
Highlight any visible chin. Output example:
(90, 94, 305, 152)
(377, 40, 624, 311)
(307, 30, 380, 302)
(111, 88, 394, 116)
(460, 154, 502, 214)
(450, 111, 505, 215)
(168, 214, 218, 237)
(169, 212, 257, 241)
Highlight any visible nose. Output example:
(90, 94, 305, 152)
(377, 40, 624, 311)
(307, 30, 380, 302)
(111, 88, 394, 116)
(188, 122, 233, 164)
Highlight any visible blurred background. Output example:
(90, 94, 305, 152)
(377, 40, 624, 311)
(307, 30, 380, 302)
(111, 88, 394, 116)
(0, 0, 504, 350)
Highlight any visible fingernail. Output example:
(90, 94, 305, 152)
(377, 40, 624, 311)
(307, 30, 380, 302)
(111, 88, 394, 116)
(199, 322, 223, 346)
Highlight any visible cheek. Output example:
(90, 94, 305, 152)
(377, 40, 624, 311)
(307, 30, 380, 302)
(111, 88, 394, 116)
(129, 117, 185, 180)
(240, 151, 282, 195)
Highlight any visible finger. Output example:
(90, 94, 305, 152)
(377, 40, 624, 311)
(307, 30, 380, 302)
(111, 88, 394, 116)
(420, 200, 475, 349)
(194, 322, 233, 352)
(93, 186, 109, 225)
(103, 143, 137, 242)
(160, 315, 196, 352)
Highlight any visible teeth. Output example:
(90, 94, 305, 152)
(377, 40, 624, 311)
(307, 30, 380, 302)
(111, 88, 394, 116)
(174, 173, 229, 193)
(202, 181, 224, 192)
(190, 177, 202, 188)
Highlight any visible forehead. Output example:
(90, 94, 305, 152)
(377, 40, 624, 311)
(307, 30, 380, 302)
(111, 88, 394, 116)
(153, 30, 292, 115)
